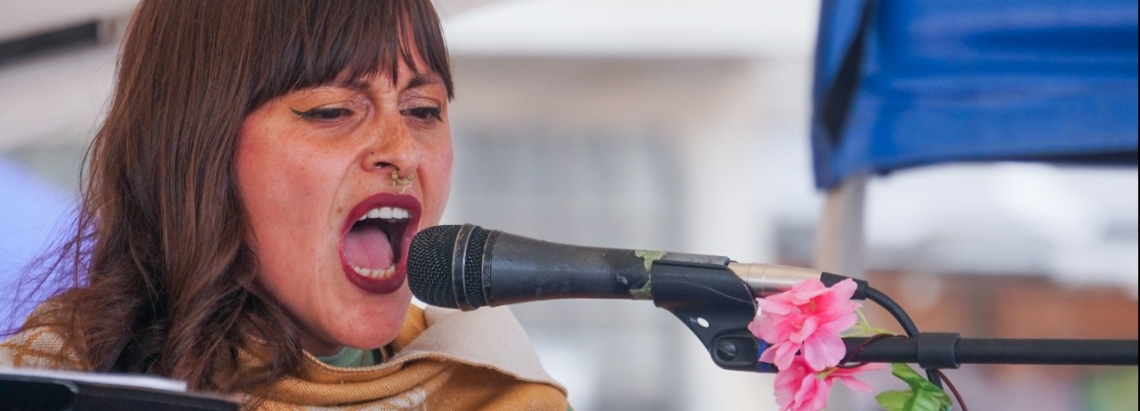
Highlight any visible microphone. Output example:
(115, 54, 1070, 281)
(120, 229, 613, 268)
(407, 224, 865, 310)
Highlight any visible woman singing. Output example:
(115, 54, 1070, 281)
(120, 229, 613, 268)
(0, 1, 568, 409)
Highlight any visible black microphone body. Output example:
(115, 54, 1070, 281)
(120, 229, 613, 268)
(409, 224, 702, 309)
(473, 230, 654, 305)
(407, 224, 860, 310)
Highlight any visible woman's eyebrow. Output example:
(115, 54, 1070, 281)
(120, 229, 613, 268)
(330, 74, 442, 93)
(335, 78, 373, 92)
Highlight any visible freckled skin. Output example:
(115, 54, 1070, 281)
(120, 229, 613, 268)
(235, 51, 452, 355)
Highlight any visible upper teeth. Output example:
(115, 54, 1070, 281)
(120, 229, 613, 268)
(359, 206, 411, 221)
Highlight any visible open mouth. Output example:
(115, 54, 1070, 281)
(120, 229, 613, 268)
(340, 194, 420, 294)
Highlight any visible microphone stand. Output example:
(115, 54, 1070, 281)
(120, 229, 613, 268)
(644, 258, 1140, 373)
(843, 335, 1138, 368)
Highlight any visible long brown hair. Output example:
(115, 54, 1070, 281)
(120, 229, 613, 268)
(14, 0, 452, 394)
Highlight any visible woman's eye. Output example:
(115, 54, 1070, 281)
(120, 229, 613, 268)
(405, 107, 442, 121)
(290, 107, 353, 121)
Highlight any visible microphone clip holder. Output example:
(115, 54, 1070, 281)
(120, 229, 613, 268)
(647, 256, 765, 372)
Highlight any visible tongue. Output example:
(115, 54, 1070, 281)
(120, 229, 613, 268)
(343, 226, 395, 270)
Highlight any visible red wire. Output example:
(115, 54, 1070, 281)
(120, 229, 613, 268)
(838, 334, 969, 411)
(933, 369, 968, 411)
(837, 333, 898, 368)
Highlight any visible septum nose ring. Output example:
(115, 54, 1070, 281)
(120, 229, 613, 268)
(391, 170, 413, 194)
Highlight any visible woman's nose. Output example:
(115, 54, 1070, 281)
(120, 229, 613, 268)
(362, 118, 421, 178)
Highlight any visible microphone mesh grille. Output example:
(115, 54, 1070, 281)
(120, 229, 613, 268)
(463, 226, 489, 308)
(407, 225, 461, 308)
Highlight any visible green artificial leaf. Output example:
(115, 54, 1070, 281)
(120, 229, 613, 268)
(874, 391, 913, 411)
(874, 364, 953, 411)
(875, 390, 946, 411)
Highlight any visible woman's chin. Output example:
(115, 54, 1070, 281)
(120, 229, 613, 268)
(327, 296, 412, 350)
(337, 331, 402, 351)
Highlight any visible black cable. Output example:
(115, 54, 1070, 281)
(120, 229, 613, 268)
(866, 287, 919, 336)
(866, 286, 943, 388)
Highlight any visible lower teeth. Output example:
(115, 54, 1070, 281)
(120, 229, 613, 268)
(352, 265, 395, 278)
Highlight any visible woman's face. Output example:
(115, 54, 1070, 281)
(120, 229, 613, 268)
(235, 52, 452, 355)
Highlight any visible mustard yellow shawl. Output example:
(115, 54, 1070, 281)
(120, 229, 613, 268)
(0, 304, 568, 410)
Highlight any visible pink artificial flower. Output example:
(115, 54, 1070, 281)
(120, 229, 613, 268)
(774, 356, 885, 411)
(749, 278, 860, 371)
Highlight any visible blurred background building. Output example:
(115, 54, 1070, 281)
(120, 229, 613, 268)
(1, 0, 1136, 410)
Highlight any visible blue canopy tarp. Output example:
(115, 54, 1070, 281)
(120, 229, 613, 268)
(811, 0, 1138, 189)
